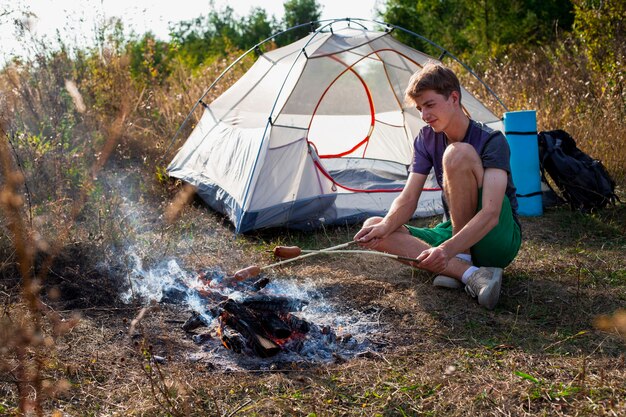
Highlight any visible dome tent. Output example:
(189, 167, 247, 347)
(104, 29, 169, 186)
(166, 18, 507, 233)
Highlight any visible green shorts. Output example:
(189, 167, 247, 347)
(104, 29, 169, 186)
(405, 190, 521, 268)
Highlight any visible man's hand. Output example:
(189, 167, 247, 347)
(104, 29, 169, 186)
(353, 221, 390, 249)
(353, 173, 426, 250)
(416, 246, 452, 273)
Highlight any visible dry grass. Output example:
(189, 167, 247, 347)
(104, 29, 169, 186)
(1, 21, 625, 417)
(1, 205, 624, 416)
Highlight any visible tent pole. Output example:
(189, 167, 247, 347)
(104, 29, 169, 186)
(162, 17, 508, 172)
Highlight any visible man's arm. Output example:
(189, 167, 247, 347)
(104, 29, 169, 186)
(354, 172, 427, 246)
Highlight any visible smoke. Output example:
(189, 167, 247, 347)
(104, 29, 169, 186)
(98, 169, 386, 365)
(119, 254, 386, 362)
(119, 253, 189, 303)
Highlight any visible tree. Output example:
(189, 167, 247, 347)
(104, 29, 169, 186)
(573, 0, 625, 74)
(240, 8, 278, 50)
(169, 5, 279, 67)
(169, 9, 238, 67)
(280, 0, 322, 45)
(380, 0, 574, 62)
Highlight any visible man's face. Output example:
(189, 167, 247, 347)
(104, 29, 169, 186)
(413, 90, 459, 133)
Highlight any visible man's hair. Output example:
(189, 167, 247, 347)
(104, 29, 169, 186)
(404, 62, 462, 106)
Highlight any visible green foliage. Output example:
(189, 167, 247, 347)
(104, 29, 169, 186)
(382, 0, 470, 57)
(169, 9, 236, 67)
(80, 45, 133, 121)
(129, 0, 321, 73)
(169, 6, 278, 68)
(381, 0, 574, 62)
(279, 0, 322, 46)
(515, 370, 540, 384)
(128, 32, 173, 85)
(573, 0, 626, 75)
(241, 8, 279, 48)
(514, 370, 582, 402)
(155, 165, 169, 184)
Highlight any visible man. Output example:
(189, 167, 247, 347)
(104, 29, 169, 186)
(354, 63, 521, 310)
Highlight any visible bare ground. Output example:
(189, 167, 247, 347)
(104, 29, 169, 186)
(1, 189, 625, 416)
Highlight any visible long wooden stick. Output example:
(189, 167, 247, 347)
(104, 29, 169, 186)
(292, 249, 421, 263)
(232, 241, 356, 281)
(232, 242, 420, 281)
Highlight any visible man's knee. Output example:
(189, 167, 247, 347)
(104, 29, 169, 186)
(443, 142, 480, 169)
(362, 216, 384, 228)
(443, 142, 483, 186)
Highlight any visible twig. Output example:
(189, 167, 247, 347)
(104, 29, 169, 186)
(376, 307, 386, 327)
(56, 306, 138, 314)
(542, 330, 588, 351)
(187, 241, 204, 264)
(6, 132, 33, 226)
(226, 398, 253, 417)
(505, 304, 521, 342)
(584, 334, 610, 360)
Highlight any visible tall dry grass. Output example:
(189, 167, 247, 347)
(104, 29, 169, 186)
(462, 39, 625, 184)
(0, 27, 253, 413)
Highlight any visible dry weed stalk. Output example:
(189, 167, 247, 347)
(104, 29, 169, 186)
(1, 55, 117, 407)
(128, 305, 193, 416)
(139, 343, 191, 417)
(594, 309, 626, 341)
(1, 122, 42, 415)
(164, 182, 197, 224)
(0, 124, 80, 415)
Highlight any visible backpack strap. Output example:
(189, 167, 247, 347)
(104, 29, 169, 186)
(536, 132, 565, 204)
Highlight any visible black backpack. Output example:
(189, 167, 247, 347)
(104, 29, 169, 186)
(538, 130, 619, 212)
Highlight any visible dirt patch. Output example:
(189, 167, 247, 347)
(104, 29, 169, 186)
(30, 244, 126, 310)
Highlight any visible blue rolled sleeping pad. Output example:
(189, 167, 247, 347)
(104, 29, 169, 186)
(503, 110, 543, 216)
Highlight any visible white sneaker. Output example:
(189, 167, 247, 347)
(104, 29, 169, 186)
(464, 267, 503, 310)
(433, 275, 464, 290)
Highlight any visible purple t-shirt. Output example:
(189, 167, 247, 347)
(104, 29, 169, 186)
(410, 119, 519, 223)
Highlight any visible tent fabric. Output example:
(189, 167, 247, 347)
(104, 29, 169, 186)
(167, 25, 504, 233)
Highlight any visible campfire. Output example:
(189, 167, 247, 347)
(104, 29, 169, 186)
(124, 259, 386, 364)
(180, 271, 323, 358)
(183, 294, 311, 358)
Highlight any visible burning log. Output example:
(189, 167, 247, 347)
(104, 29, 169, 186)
(239, 295, 308, 312)
(219, 310, 281, 357)
(284, 313, 310, 333)
(184, 288, 312, 357)
(215, 301, 281, 357)
(260, 313, 292, 339)
(217, 320, 245, 353)
(182, 311, 210, 332)
(252, 276, 270, 291)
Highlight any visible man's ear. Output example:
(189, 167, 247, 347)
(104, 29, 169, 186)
(449, 90, 461, 105)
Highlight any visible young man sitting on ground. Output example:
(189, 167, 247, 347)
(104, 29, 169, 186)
(354, 62, 521, 310)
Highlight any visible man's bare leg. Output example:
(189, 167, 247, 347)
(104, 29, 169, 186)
(428, 142, 484, 285)
(361, 143, 484, 280)
(360, 217, 470, 279)
(442, 142, 484, 240)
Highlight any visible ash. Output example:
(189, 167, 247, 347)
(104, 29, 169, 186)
(121, 258, 389, 370)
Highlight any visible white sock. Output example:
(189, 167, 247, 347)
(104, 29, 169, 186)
(456, 253, 473, 264)
(461, 266, 479, 284)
